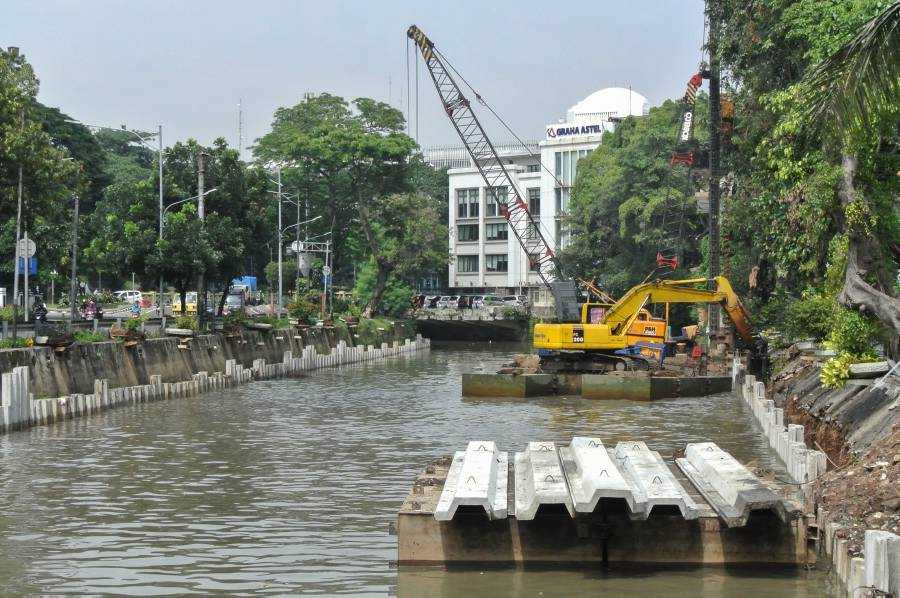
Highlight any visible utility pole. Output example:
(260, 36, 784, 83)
(237, 99, 243, 161)
(157, 124, 164, 317)
(11, 109, 24, 339)
(69, 194, 79, 330)
(295, 191, 301, 287)
(23, 230, 29, 322)
(276, 167, 283, 315)
(196, 152, 206, 330)
(705, 0, 722, 334)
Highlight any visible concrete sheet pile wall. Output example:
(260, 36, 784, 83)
(733, 358, 900, 596)
(0, 334, 430, 435)
(734, 360, 828, 484)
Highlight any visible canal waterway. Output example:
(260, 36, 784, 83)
(0, 343, 832, 596)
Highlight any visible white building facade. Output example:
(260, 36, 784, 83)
(428, 87, 648, 299)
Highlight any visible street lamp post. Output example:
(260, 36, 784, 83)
(277, 167, 283, 315)
(69, 194, 79, 329)
(11, 108, 24, 339)
(157, 125, 164, 314)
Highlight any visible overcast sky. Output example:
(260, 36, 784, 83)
(6, 0, 706, 154)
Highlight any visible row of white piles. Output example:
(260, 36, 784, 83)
(733, 359, 899, 596)
(734, 360, 828, 484)
(1, 335, 430, 433)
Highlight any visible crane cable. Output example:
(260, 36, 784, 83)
(433, 46, 567, 191)
(430, 44, 564, 247)
(405, 37, 411, 137)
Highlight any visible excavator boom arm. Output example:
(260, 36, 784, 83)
(602, 277, 755, 343)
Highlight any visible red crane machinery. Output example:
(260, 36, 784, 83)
(407, 24, 581, 322)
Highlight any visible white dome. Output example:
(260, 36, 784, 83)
(566, 87, 648, 122)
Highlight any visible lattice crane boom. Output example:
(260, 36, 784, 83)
(407, 25, 563, 287)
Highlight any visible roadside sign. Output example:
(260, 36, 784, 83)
(17, 257, 37, 275)
(16, 238, 36, 258)
(322, 265, 332, 276)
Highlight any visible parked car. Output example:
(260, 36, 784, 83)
(114, 290, 142, 304)
(436, 295, 459, 309)
(501, 295, 528, 308)
(482, 294, 503, 307)
(471, 295, 485, 309)
(423, 295, 440, 309)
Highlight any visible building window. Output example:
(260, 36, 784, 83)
(555, 220, 569, 249)
(555, 187, 570, 214)
(554, 150, 590, 186)
(456, 188, 478, 219)
(485, 186, 507, 217)
(527, 187, 540, 215)
(526, 164, 540, 173)
(485, 254, 508, 273)
(457, 224, 479, 242)
(457, 255, 479, 273)
(526, 223, 540, 240)
(486, 222, 508, 241)
(528, 253, 541, 272)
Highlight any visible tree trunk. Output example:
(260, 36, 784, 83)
(362, 260, 391, 318)
(217, 282, 230, 316)
(836, 153, 900, 354)
(179, 288, 187, 320)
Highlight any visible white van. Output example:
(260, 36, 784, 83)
(114, 290, 142, 304)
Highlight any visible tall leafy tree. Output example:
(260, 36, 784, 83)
(0, 48, 80, 289)
(800, 1, 900, 339)
(716, 0, 898, 351)
(254, 93, 447, 314)
(560, 97, 708, 295)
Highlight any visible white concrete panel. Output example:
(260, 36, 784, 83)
(559, 437, 635, 515)
(514, 442, 574, 521)
(614, 441, 699, 520)
(435, 441, 508, 521)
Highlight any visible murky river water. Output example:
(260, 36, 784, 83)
(0, 343, 833, 596)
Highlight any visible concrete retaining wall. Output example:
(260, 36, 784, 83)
(1, 335, 430, 434)
(734, 359, 828, 485)
(0, 323, 418, 400)
(733, 358, 900, 596)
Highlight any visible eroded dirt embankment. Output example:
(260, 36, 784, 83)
(768, 352, 899, 555)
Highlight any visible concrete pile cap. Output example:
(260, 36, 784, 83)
(613, 441, 699, 520)
(514, 441, 574, 521)
(434, 441, 508, 521)
(677, 441, 787, 527)
(559, 437, 635, 514)
(864, 529, 900, 594)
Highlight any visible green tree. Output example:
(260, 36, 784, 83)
(0, 47, 80, 287)
(356, 192, 448, 316)
(800, 1, 900, 342)
(147, 204, 215, 311)
(716, 0, 898, 354)
(254, 93, 447, 315)
(560, 97, 708, 295)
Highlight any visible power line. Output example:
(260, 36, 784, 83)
(405, 37, 411, 136)
(433, 46, 566, 190)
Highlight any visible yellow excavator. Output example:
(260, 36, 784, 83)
(407, 26, 766, 375)
(534, 276, 761, 373)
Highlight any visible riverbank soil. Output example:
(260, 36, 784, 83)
(768, 348, 899, 557)
(815, 426, 900, 557)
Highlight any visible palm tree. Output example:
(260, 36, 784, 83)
(804, 2, 900, 130)
(802, 2, 900, 346)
